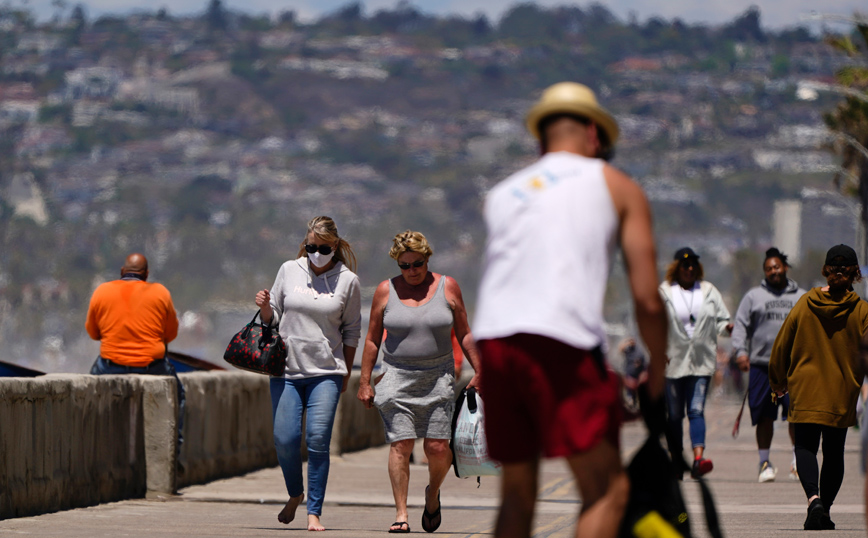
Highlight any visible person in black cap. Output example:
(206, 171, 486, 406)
(770, 244, 868, 530)
(659, 247, 732, 479)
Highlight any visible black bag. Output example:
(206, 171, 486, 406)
(223, 311, 287, 376)
(618, 389, 723, 538)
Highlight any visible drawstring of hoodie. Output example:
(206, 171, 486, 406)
(307, 263, 336, 299)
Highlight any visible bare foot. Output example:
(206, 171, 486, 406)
(308, 514, 325, 531)
(277, 494, 304, 524)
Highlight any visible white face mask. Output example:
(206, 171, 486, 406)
(308, 250, 335, 268)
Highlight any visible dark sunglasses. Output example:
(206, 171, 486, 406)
(305, 244, 333, 255)
(680, 260, 698, 268)
(828, 265, 852, 274)
(397, 260, 425, 270)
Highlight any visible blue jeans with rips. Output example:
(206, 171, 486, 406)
(270, 375, 342, 517)
(665, 375, 711, 458)
(90, 355, 185, 447)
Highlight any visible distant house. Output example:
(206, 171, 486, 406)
(64, 67, 124, 100)
(3, 172, 49, 225)
(16, 33, 62, 54)
(0, 82, 36, 100)
(610, 57, 663, 73)
(0, 100, 40, 125)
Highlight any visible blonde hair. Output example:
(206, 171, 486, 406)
(664, 259, 704, 284)
(389, 230, 433, 261)
(297, 216, 357, 273)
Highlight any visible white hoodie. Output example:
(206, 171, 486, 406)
(268, 257, 362, 379)
(659, 280, 731, 378)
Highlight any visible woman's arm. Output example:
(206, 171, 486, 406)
(357, 281, 389, 408)
(445, 276, 481, 391)
(769, 310, 797, 393)
(339, 276, 363, 393)
(711, 285, 732, 335)
(341, 345, 357, 393)
(257, 265, 285, 326)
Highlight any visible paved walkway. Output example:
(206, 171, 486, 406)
(2, 393, 865, 537)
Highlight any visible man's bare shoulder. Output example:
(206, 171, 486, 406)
(602, 163, 641, 191)
(602, 163, 647, 211)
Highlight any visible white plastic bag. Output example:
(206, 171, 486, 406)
(451, 387, 501, 479)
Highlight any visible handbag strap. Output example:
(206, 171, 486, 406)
(466, 387, 478, 413)
(241, 310, 263, 339)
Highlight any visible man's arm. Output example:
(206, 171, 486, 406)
(85, 294, 101, 341)
(162, 288, 179, 343)
(731, 294, 753, 372)
(605, 165, 667, 401)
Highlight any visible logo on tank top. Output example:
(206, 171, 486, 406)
(510, 169, 561, 202)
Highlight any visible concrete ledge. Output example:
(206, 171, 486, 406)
(0, 374, 147, 519)
(177, 371, 276, 489)
(0, 370, 388, 519)
(143, 376, 178, 494)
(332, 372, 386, 454)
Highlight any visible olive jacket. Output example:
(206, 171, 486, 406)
(769, 287, 868, 428)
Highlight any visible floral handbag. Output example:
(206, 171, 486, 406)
(223, 311, 287, 376)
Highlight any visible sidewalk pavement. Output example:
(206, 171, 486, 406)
(1, 393, 865, 537)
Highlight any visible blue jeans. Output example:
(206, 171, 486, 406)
(270, 375, 342, 516)
(90, 356, 185, 447)
(665, 376, 710, 459)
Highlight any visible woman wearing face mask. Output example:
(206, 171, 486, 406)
(254, 216, 361, 532)
(357, 230, 481, 534)
(659, 247, 732, 480)
(770, 244, 868, 531)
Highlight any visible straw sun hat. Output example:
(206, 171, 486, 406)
(525, 82, 619, 146)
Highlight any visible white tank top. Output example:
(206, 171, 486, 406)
(473, 152, 618, 351)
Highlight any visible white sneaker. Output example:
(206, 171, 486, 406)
(758, 461, 777, 483)
(789, 464, 799, 481)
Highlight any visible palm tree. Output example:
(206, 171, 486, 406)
(824, 19, 868, 255)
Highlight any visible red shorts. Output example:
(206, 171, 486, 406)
(478, 333, 621, 463)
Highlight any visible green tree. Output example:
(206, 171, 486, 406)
(205, 0, 227, 31)
(824, 19, 868, 255)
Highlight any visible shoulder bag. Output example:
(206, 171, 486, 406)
(223, 310, 287, 376)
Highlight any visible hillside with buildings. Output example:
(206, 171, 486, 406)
(0, 1, 863, 372)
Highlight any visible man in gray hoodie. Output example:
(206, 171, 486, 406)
(731, 247, 806, 483)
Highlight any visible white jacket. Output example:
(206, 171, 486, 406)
(659, 280, 730, 378)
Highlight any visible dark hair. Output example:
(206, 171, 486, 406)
(538, 113, 614, 161)
(664, 259, 704, 284)
(764, 247, 789, 268)
(821, 265, 862, 282)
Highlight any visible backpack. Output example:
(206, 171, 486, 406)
(618, 389, 723, 538)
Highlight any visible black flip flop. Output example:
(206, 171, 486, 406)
(388, 521, 410, 533)
(421, 486, 441, 533)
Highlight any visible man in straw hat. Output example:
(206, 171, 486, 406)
(474, 82, 667, 538)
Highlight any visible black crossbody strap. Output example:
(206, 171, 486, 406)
(696, 479, 724, 538)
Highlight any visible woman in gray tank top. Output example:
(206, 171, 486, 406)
(358, 230, 481, 534)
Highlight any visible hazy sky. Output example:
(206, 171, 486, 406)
(18, 0, 867, 29)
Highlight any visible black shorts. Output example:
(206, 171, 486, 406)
(749, 364, 789, 426)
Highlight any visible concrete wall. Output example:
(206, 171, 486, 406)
(0, 370, 387, 520)
(0, 375, 150, 519)
(177, 372, 277, 488)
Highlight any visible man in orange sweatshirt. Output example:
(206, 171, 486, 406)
(86, 252, 184, 447)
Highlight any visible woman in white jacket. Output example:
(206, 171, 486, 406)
(659, 247, 732, 479)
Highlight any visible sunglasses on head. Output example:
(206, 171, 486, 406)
(397, 260, 425, 270)
(305, 244, 333, 255)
